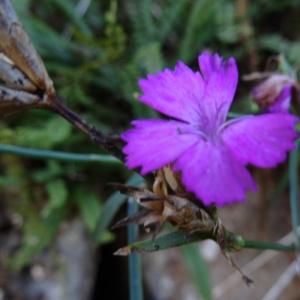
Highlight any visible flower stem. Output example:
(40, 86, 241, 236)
(50, 97, 124, 160)
(0, 143, 121, 164)
(228, 232, 298, 252)
(241, 239, 297, 252)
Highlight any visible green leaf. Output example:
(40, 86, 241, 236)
(49, 0, 92, 37)
(22, 17, 81, 62)
(0, 143, 121, 165)
(93, 173, 143, 243)
(179, 0, 216, 62)
(0, 176, 21, 186)
(118, 231, 214, 254)
(11, 0, 31, 16)
(75, 189, 101, 231)
(289, 139, 300, 247)
(128, 199, 143, 300)
(43, 179, 68, 217)
(15, 117, 72, 149)
(127, 0, 156, 47)
(182, 244, 212, 300)
(32, 161, 63, 182)
(74, 188, 114, 243)
(134, 42, 164, 73)
(158, 0, 187, 42)
(10, 202, 67, 270)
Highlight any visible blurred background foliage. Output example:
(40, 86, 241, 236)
(1, 0, 300, 298)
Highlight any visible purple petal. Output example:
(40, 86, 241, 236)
(173, 141, 256, 206)
(121, 119, 199, 175)
(267, 85, 292, 113)
(198, 52, 238, 125)
(222, 113, 299, 168)
(138, 62, 205, 123)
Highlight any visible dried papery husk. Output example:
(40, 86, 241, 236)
(112, 210, 163, 230)
(0, 0, 54, 95)
(0, 53, 36, 91)
(0, 85, 40, 103)
(0, 85, 44, 114)
(153, 169, 168, 197)
(154, 166, 186, 197)
(162, 166, 181, 192)
(165, 195, 215, 233)
(111, 183, 163, 212)
(111, 183, 216, 234)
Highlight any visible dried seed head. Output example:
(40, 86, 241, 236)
(0, 0, 54, 96)
(112, 168, 217, 234)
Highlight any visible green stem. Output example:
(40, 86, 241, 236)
(127, 198, 143, 300)
(289, 140, 300, 248)
(241, 239, 297, 252)
(228, 232, 299, 252)
(0, 143, 121, 164)
(124, 230, 299, 254)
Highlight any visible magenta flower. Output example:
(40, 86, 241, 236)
(122, 52, 298, 206)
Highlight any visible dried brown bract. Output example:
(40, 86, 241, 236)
(113, 167, 253, 285)
(112, 167, 217, 235)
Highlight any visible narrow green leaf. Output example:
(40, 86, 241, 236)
(179, 0, 216, 62)
(75, 188, 114, 244)
(22, 17, 79, 62)
(128, 198, 143, 300)
(49, 0, 92, 37)
(93, 173, 143, 243)
(75, 189, 102, 231)
(158, 0, 187, 42)
(121, 230, 298, 255)
(134, 42, 164, 73)
(289, 139, 300, 248)
(182, 244, 212, 300)
(127, 0, 155, 47)
(43, 179, 68, 216)
(0, 143, 121, 164)
(125, 231, 214, 253)
(15, 117, 72, 148)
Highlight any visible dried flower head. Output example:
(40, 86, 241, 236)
(112, 167, 217, 235)
(122, 52, 298, 206)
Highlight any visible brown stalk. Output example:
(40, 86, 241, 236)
(47, 96, 125, 161)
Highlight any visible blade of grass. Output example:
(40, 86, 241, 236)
(50, 0, 92, 37)
(128, 198, 143, 300)
(93, 173, 143, 243)
(182, 244, 212, 300)
(158, 0, 187, 42)
(179, 0, 215, 62)
(0, 143, 121, 164)
(289, 139, 300, 249)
